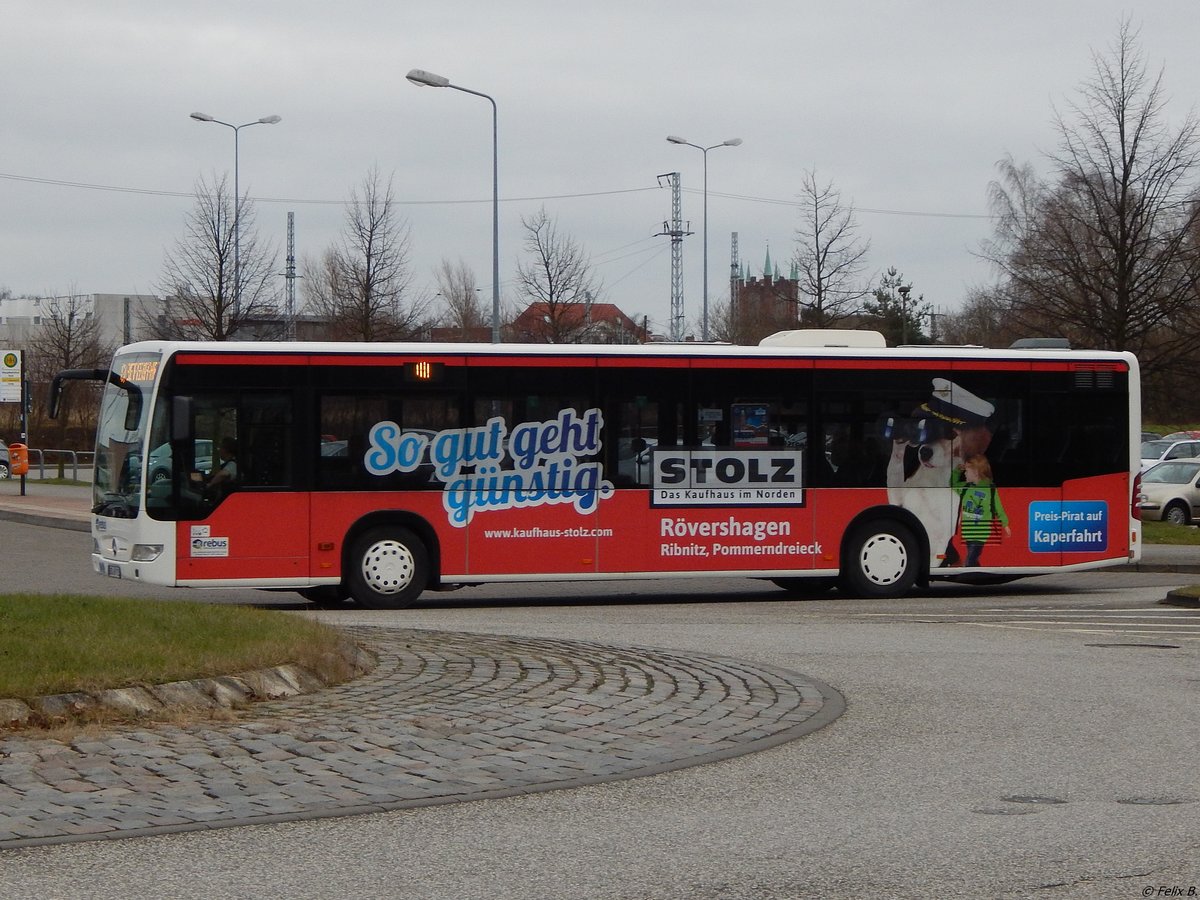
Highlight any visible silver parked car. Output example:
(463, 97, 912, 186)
(131, 440, 214, 484)
(1138, 459, 1200, 525)
(0, 440, 9, 479)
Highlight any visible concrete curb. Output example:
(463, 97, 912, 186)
(0, 508, 89, 532)
(1161, 588, 1200, 608)
(0, 641, 376, 731)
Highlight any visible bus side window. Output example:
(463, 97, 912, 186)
(237, 394, 293, 489)
(243, 428, 285, 486)
(707, 414, 730, 449)
(318, 393, 388, 490)
(825, 425, 883, 487)
(612, 398, 659, 486)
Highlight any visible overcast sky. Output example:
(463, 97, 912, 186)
(4, 1, 1198, 337)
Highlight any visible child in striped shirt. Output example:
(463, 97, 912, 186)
(954, 454, 1011, 566)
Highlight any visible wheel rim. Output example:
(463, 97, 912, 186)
(858, 532, 909, 587)
(1166, 507, 1186, 525)
(360, 539, 417, 595)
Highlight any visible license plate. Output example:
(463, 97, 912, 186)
(106, 564, 123, 579)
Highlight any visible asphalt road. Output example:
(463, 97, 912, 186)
(2, 518, 1199, 899)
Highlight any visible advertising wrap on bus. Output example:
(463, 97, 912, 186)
(363, 408, 612, 526)
(53, 338, 1141, 608)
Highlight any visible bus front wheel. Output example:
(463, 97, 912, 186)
(348, 526, 429, 609)
(839, 520, 919, 598)
(770, 577, 837, 596)
(298, 586, 349, 608)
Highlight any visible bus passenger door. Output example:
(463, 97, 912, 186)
(175, 393, 311, 584)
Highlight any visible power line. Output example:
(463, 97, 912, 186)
(0, 172, 195, 198)
(602, 245, 668, 289)
(1, 170, 993, 219)
(0, 171, 659, 207)
(699, 187, 991, 220)
(591, 236, 661, 264)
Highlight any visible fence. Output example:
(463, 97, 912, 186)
(25, 448, 94, 481)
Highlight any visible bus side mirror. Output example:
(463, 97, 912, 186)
(172, 396, 193, 442)
(124, 390, 143, 432)
(48, 379, 63, 420)
(48, 367, 108, 419)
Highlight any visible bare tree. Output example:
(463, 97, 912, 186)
(937, 286, 1031, 348)
(157, 173, 280, 340)
(305, 167, 427, 341)
(25, 290, 112, 447)
(433, 258, 488, 338)
(514, 207, 602, 343)
(980, 21, 1200, 388)
(707, 300, 738, 343)
(709, 297, 789, 346)
(792, 169, 872, 327)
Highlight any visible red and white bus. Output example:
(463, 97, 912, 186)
(52, 332, 1141, 607)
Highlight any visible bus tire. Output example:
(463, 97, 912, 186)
(298, 586, 349, 608)
(348, 526, 429, 609)
(770, 577, 837, 596)
(950, 573, 1024, 586)
(839, 519, 919, 599)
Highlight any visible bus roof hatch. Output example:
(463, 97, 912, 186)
(759, 329, 888, 349)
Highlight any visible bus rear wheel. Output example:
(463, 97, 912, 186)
(348, 526, 429, 609)
(839, 520, 919, 598)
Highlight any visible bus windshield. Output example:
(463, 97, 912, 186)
(92, 352, 160, 516)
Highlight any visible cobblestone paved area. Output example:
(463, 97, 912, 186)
(0, 628, 842, 849)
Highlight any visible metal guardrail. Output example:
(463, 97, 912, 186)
(26, 448, 95, 481)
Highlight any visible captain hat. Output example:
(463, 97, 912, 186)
(922, 377, 994, 428)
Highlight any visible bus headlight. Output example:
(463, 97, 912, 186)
(132, 544, 164, 562)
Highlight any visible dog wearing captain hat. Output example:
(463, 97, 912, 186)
(887, 378, 996, 568)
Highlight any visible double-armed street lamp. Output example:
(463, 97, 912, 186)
(666, 135, 742, 341)
(189, 112, 282, 317)
(406, 68, 501, 343)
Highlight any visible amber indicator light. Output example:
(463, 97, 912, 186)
(404, 361, 443, 382)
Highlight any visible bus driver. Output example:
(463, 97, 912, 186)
(205, 437, 238, 497)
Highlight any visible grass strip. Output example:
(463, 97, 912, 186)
(1141, 520, 1200, 546)
(0, 594, 346, 699)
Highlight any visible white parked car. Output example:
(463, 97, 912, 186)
(1139, 439, 1200, 472)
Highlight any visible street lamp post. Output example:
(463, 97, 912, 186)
(407, 68, 501, 343)
(667, 135, 742, 341)
(189, 112, 282, 321)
